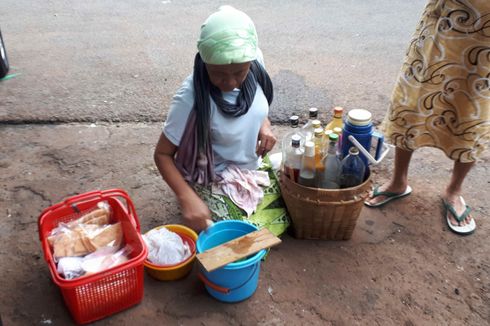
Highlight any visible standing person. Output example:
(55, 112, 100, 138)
(365, 0, 489, 235)
(154, 6, 289, 234)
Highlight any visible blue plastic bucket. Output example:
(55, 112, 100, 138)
(197, 220, 266, 302)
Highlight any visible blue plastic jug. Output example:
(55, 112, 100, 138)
(341, 109, 384, 166)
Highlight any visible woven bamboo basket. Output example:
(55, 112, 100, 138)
(279, 172, 371, 240)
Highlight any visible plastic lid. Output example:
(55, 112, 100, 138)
(328, 133, 339, 142)
(304, 141, 315, 156)
(291, 134, 302, 144)
(333, 127, 342, 134)
(324, 129, 333, 136)
(347, 109, 372, 126)
(333, 106, 343, 114)
(312, 119, 322, 128)
(308, 107, 318, 118)
(314, 128, 323, 138)
(289, 115, 299, 127)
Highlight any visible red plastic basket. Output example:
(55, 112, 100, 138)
(38, 189, 148, 324)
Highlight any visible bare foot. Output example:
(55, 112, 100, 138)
(443, 193, 472, 226)
(365, 182, 409, 206)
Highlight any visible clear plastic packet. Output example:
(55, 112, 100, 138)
(50, 222, 123, 260)
(81, 245, 133, 275)
(48, 201, 122, 260)
(48, 201, 112, 244)
(57, 245, 133, 279)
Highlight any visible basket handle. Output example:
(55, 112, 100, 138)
(62, 190, 104, 206)
(60, 189, 140, 231)
(100, 189, 140, 232)
(37, 191, 103, 239)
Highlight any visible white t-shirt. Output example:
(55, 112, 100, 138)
(162, 57, 269, 171)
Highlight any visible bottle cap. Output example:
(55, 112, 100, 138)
(289, 115, 299, 127)
(312, 119, 322, 129)
(304, 141, 315, 156)
(333, 106, 343, 115)
(333, 127, 342, 134)
(347, 109, 372, 126)
(324, 129, 333, 137)
(314, 128, 323, 138)
(291, 134, 302, 144)
(328, 133, 339, 142)
(308, 107, 318, 118)
(348, 146, 359, 155)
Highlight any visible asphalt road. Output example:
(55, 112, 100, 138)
(1, 0, 426, 124)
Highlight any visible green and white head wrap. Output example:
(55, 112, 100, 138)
(197, 6, 258, 65)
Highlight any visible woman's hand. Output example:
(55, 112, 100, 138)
(256, 118, 277, 157)
(179, 191, 213, 233)
(154, 133, 213, 233)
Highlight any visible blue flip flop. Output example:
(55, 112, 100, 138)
(442, 197, 476, 236)
(364, 185, 412, 207)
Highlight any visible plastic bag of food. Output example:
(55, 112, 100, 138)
(57, 256, 84, 280)
(48, 201, 112, 243)
(50, 222, 123, 259)
(143, 227, 191, 265)
(47, 201, 123, 259)
(81, 245, 132, 275)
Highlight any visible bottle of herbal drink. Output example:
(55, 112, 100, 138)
(324, 106, 344, 131)
(298, 141, 316, 187)
(301, 107, 319, 141)
(281, 115, 304, 167)
(313, 128, 325, 175)
(340, 147, 366, 188)
(283, 135, 304, 182)
(332, 126, 343, 157)
(318, 133, 341, 189)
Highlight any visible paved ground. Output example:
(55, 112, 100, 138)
(1, 0, 489, 325)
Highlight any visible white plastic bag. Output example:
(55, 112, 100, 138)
(57, 256, 84, 280)
(143, 227, 191, 265)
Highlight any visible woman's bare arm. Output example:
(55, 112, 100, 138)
(153, 133, 212, 232)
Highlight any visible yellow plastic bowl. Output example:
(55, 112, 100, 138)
(144, 224, 198, 281)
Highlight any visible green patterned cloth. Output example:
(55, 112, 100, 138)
(193, 157, 290, 236)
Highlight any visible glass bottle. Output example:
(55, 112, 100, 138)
(312, 119, 322, 132)
(313, 128, 325, 175)
(301, 107, 319, 141)
(298, 141, 316, 187)
(281, 115, 304, 170)
(340, 147, 366, 188)
(322, 129, 333, 159)
(325, 106, 344, 131)
(332, 127, 343, 157)
(318, 133, 341, 189)
(283, 135, 304, 182)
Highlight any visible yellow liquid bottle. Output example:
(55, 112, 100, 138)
(313, 128, 325, 174)
(325, 106, 344, 131)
